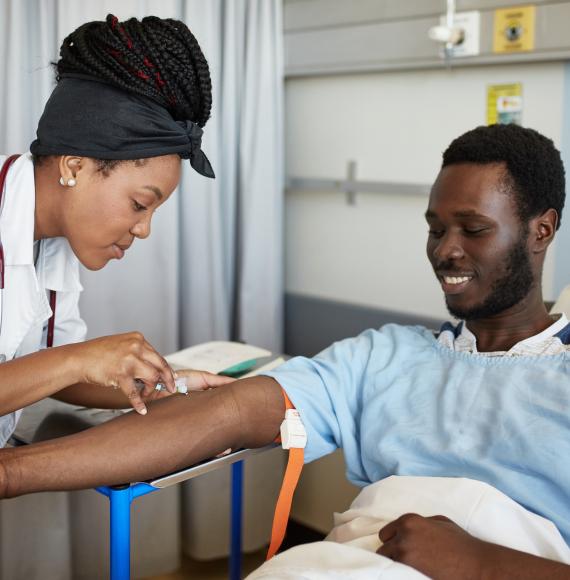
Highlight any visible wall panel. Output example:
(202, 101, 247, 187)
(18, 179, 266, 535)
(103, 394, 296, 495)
(284, 0, 570, 75)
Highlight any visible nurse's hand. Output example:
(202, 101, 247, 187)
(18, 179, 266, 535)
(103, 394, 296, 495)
(75, 332, 175, 415)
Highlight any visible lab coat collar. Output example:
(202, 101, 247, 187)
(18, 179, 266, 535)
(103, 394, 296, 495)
(1, 153, 82, 292)
(1, 153, 35, 266)
(38, 237, 83, 292)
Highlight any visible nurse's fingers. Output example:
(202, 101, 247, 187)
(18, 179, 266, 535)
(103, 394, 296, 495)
(141, 340, 176, 393)
(145, 388, 171, 401)
(119, 378, 148, 415)
(133, 361, 168, 398)
(133, 378, 161, 399)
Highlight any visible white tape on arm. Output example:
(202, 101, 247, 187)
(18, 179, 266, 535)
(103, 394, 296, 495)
(280, 409, 307, 449)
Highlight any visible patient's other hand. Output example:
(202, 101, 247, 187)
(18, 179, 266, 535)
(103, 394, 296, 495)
(377, 513, 485, 580)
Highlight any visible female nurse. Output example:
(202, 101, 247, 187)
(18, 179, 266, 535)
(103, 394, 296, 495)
(0, 14, 231, 448)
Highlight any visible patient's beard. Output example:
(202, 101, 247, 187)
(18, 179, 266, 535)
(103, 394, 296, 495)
(446, 236, 534, 321)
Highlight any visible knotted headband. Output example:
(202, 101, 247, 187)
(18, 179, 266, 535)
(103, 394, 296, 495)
(30, 74, 215, 178)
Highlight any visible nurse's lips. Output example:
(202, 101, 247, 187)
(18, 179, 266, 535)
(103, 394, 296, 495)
(112, 243, 129, 259)
(437, 271, 475, 295)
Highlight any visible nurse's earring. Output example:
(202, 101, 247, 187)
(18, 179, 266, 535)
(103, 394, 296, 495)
(59, 176, 76, 187)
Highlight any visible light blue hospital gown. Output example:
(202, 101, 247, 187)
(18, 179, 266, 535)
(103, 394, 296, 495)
(265, 321, 570, 545)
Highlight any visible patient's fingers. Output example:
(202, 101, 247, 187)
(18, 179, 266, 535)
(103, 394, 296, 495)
(377, 515, 404, 543)
(377, 513, 424, 559)
(378, 512, 489, 580)
(174, 369, 236, 391)
(427, 515, 452, 523)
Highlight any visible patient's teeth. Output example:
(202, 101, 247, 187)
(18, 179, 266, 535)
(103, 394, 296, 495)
(443, 276, 471, 284)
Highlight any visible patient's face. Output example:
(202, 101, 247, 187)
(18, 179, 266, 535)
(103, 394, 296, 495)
(425, 162, 534, 320)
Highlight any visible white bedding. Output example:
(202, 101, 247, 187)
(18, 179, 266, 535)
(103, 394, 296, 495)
(248, 476, 570, 579)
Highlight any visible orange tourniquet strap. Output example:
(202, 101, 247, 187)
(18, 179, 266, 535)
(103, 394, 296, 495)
(266, 390, 305, 560)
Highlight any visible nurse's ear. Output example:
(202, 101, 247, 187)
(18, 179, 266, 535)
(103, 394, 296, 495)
(58, 156, 83, 188)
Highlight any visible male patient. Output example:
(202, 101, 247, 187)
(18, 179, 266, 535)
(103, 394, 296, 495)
(1, 124, 569, 579)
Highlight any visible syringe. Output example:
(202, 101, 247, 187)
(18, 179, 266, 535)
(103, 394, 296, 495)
(134, 377, 189, 394)
(155, 377, 189, 394)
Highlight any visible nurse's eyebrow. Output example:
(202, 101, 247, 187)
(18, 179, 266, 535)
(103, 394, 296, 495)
(142, 185, 163, 200)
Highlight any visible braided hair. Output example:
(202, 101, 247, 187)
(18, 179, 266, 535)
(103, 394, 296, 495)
(33, 14, 212, 173)
(57, 14, 212, 127)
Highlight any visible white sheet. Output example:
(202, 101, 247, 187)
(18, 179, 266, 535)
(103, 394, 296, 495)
(248, 476, 570, 579)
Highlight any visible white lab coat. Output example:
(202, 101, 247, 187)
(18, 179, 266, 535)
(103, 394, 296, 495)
(0, 153, 86, 447)
(0, 156, 179, 580)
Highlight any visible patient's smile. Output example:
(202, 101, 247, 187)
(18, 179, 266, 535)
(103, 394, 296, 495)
(437, 273, 474, 295)
(444, 276, 471, 284)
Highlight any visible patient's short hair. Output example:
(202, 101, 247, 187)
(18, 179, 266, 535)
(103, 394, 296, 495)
(442, 124, 566, 229)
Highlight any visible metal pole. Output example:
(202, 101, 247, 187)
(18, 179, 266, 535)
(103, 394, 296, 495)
(230, 460, 244, 580)
(96, 483, 158, 580)
(109, 485, 132, 580)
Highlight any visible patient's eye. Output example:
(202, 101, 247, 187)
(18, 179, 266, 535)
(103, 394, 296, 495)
(463, 226, 489, 236)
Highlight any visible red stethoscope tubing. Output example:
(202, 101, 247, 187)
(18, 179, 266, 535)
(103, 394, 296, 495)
(0, 155, 56, 348)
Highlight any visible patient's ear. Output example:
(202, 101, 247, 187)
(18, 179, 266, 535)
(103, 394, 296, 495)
(529, 209, 557, 253)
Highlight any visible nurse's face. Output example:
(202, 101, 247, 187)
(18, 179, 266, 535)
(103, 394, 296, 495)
(60, 155, 181, 270)
(425, 162, 535, 320)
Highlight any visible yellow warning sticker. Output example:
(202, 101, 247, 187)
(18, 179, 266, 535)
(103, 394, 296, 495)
(487, 83, 523, 125)
(493, 5, 535, 53)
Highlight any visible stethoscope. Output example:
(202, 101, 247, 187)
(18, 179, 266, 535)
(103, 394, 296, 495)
(0, 154, 57, 352)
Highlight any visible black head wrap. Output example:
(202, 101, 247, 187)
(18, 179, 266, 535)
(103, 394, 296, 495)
(30, 74, 215, 178)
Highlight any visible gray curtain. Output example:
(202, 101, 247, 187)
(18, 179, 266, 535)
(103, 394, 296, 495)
(79, 0, 284, 354)
(0, 0, 284, 577)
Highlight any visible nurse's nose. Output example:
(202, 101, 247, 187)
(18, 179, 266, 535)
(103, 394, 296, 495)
(130, 216, 151, 240)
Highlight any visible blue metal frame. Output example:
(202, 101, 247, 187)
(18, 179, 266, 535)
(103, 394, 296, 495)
(96, 482, 158, 580)
(230, 460, 243, 579)
(96, 461, 245, 580)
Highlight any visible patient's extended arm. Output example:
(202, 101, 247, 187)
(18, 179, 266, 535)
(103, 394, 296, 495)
(0, 376, 284, 498)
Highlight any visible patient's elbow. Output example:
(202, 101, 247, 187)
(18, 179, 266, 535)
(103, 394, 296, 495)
(230, 376, 284, 448)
